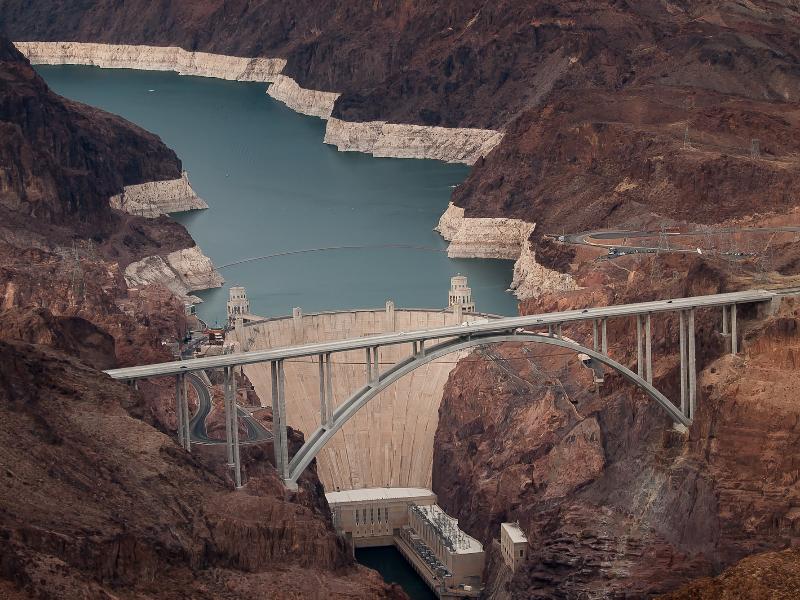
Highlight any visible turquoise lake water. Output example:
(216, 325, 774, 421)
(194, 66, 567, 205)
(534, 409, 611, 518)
(37, 65, 517, 324)
(356, 547, 436, 600)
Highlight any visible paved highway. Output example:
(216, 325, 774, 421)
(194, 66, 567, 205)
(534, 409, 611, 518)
(186, 372, 272, 445)
(554, 226, 800, 256)
(105, 289, 777, 381)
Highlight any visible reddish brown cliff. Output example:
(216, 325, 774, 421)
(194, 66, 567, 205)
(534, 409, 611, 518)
(0, 331, 404, 599)
(3, 2, 799, 259)
(433, 253, 800, 597)
(659, 547, 800, 600)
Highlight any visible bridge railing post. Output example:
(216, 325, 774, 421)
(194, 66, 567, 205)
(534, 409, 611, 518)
(271, 360, 289, 483)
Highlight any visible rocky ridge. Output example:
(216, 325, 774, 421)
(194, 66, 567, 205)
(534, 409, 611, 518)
(8, 3, 800, 296)
(124, 246, 224, 303)
(14, 40, 503, 165)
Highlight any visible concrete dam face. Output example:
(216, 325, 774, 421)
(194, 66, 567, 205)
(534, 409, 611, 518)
(240, 308, 487, 491)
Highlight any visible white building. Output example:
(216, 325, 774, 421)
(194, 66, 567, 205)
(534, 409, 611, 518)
(402, 503, 484, 593)
(500, 522, 528, 572)
(226, 286, 250, 324)
(448, 275, 476, 314)
(326, 487, 437, 548)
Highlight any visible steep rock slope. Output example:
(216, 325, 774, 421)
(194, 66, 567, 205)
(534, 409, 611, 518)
(0, 34, 404, 599)
(4, 1, 800, 287)
(659, 547, 800, 599)
(433, 252, 800, 597)
(0, 329, 404, 599)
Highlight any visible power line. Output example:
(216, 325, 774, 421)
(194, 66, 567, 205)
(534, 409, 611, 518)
(218, 244, 448, 270)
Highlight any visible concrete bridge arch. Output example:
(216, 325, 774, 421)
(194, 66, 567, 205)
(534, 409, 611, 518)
(285, 332, 688, 486)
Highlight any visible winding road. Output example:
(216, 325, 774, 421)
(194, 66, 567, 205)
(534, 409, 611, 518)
(186, 372, 272, 446)
(552, 226, 800, 257)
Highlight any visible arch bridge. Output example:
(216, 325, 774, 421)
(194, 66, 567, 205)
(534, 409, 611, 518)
(106, 290, 779, 489)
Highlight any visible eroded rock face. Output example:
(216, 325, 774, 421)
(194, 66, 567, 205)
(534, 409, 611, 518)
(124, 246, 224, 301)
(433, 255, 800, 598)
(14, 41, 285, 81)
(109, 171, 208, 217)
(436, 202, 575, 299)
(0, 337, 405, 599)
(325, 118, 502, 164)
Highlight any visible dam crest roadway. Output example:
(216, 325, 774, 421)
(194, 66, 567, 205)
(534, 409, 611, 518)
(106, 287, 790, 491)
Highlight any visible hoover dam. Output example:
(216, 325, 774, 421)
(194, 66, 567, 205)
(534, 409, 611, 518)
(237, 303, 497, 491)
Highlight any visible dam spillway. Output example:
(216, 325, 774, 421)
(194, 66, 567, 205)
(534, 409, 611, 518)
(237, 306, 495, 491)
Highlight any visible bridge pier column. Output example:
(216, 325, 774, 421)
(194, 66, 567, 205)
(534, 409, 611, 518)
(593, 320, 599, 352)
(636, 315, 644, 378)
(372, 346, 380, 383)
(224, 366, 241, 487)
(556, 324, 563, 339)
(175, 374, 185, 448)
(601, 318, 608, 355)
(318, 355, 327, 427)
(365, 348, 373, 384)
(319, 353, 335, 428)
(645, 314, 653, 384)
(731, 304, 738, 355)
(548, 324, 554, 337)
(688, 308, 697, 420)
(722, 305, 729, 335)
(324, 353, 333, 429)
(182, 376, 191, 452)
(271, 360, 289, 483)
(679, 311, 687, 415)
(224, 367, 234, 466)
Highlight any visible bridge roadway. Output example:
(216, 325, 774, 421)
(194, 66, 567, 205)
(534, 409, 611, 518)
(105, 290, 775, 381)
(108, 288, 780, 488)
(186, 373, 272, 445)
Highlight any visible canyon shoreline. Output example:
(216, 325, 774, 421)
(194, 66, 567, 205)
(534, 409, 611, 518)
(110, 171, 208, 218)
(16, 41, 566, 301)
(15, 42, 504, 164)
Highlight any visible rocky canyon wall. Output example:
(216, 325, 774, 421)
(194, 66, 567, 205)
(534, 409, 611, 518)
(324, 118, 503, 165)
(0, 33, 404, 599)
(15, 41, 503, 166)
(14, 41, 286, 82)
(436, 202, 576, 299)
(124, 246, 224, 303)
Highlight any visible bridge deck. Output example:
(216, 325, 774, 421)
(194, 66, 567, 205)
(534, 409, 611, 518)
(106, 290, 775, 381)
